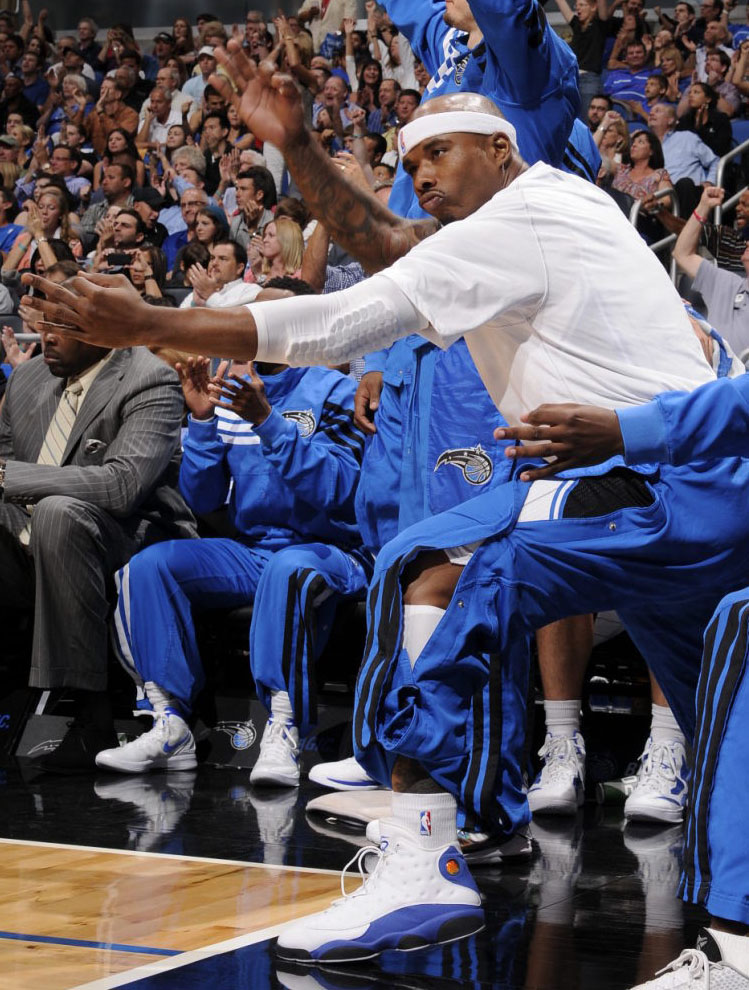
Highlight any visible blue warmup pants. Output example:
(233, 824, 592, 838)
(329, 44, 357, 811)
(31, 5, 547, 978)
(114, 538, 369, 721)
(680, 589, 749, 925)
(250, 543, 372, 734)
(353, 461, 749, 832)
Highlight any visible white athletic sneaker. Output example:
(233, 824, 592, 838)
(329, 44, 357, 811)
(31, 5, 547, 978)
(527, 731, 586, 816)
(95, 711, 196, 774)
(366, 819, 531, 868)
(250, 719, 300, 788)
(308, 755, 379, 791)
(622, 824, 683, 889)
(624, 736, 688, 824)
(629, 929, 749, 988)
(275, 819, 484, 963)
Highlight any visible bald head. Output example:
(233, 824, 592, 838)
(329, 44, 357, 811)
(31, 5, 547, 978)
(411, 92, 505, 121)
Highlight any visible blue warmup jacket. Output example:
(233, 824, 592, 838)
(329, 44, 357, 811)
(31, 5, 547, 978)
(382, 0, 584, 218)
(180, 366, 364, 551)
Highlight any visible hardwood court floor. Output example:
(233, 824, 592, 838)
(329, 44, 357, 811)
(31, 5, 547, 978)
(0, 759, 705, 990)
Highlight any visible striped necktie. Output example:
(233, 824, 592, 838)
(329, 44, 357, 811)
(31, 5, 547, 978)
(19, 380, 85, 546)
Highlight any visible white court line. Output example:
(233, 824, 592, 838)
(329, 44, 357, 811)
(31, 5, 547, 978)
(0, 837, 343, 988)
(0, 836, 340, 876)
(71, 923, 292, 989)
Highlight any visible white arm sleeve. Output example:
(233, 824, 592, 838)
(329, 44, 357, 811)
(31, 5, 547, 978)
(249, 273, 429, 366)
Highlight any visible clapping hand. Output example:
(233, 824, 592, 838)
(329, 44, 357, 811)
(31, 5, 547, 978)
(208, 362, 272, 425)
(1, 324, 37, 367)
(176, 356, 228, 419)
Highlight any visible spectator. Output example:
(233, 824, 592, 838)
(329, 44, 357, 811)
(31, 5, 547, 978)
(132, 187, 169, 248)
(86, 78, 138, 158)
(162, 187, 208, 271)
(173, 17, 197, 69)
(693, 20, 734, 82)
(0, 185, 22, 256)
(199, 111, 229, 195)
(127, 245, 168, 299)
(2, 187, 80, 273)
(136, 86, 183, 151)
(92, 206, 146, 272)
(182, 45, 216, 103)
(552, 0, 609, 115)
(594, 109, 631, 179)
(673, 184, 749, 357)
(676, 81, 732, 155)
(259, 218, 304, 282)
(179, 238, 261, 308)
(700, 49, 741, 116)
(604, 39, 655, 102)
(587, 92, 613, 130)
(19, 49, 48, 110)
(80, 162, 135, 245)
(228, 166, 276, 249)
(612, 129, 674, 239)
(76, 17, 100, 70)
(298, 0, 357, 52)
(648, 100, 718, 201)
(0, 74, 38, 131)
(368, 78, 400, 133)
(92, 129, 146, 191)
(193, 204, 228, 250)
(656, 0, 698, 57)
(658, 45, 691, 103)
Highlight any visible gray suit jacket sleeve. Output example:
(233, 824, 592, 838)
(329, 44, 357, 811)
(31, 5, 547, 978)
(3, 350, 186, 518)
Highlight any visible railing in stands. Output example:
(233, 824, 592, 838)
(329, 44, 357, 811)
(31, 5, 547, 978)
(713, 137, 749, 226)
(629, 186, 680, 282)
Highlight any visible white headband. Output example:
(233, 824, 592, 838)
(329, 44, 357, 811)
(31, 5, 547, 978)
(398, 111, 518, 161)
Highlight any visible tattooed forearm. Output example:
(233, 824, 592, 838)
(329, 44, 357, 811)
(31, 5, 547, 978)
(284, 132, 438, 272)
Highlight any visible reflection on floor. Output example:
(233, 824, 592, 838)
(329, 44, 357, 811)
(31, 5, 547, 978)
(0, 757, 704, 990)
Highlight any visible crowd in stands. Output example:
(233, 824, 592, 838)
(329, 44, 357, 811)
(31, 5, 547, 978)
(2, 0, 749, 981)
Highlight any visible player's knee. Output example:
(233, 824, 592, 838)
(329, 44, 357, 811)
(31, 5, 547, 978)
(402, 550, 461, 610)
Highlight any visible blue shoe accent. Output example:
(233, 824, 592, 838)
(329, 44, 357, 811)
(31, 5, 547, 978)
(308, 903, 485, 961)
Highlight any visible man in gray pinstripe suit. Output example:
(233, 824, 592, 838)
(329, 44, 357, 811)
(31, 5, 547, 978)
(0, 318, 196, 772)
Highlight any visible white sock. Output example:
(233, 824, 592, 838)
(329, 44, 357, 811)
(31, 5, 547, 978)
(707, 929, 749, 976)
(391, 790, 458, 850)
(544, 699, 581, 738)
(402, 605, 445, 669)
(650, 703, 685, 746)
(144, 681, 185, 717)
(270, 689, 294, 725)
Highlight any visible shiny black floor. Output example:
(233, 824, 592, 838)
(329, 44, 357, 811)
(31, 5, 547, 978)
(0, 756, 704, 990)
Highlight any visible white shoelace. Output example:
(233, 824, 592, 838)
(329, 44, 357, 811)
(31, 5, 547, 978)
(636, 740, 682, 795)
(264, 720, 299, 756)
(337, 844, 384, 901)
(656, 948, 711, 986)
(537, 735, 583, 784)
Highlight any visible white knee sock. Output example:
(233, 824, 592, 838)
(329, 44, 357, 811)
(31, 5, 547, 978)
(270, 689, 294, 726)
(544, 699, 581, 738)
(650, 703, 685, 746)
(707, 929, 749, 976)
(402, 604, 445, 669)
(391, 790, 458, 850)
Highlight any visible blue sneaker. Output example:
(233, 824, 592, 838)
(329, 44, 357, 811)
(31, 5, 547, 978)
(624, 736, 689, 825)
(275, 820, 484, 963)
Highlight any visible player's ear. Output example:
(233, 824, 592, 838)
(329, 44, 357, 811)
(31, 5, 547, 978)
(489, 132, 513, 170)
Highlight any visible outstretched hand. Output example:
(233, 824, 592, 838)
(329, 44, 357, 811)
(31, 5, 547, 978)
(495, 404, 624, 481)
(210, 41, 307, 152)
(20, 271, 153, 349)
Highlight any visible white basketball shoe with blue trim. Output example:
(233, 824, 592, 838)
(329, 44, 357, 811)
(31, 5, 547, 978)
(624, 736, 688, 824)
(528, 731, 586, 816)
(275, 819, 484, 963)
(95, 710, 196, 774)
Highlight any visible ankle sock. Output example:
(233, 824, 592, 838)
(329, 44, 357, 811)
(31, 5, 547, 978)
(144, 681, 186, 718)
(403, 605, 445, 669)
(650, 703, 685, 747)
(391, 790, 458, 850)
(544, 699, 581, 739)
